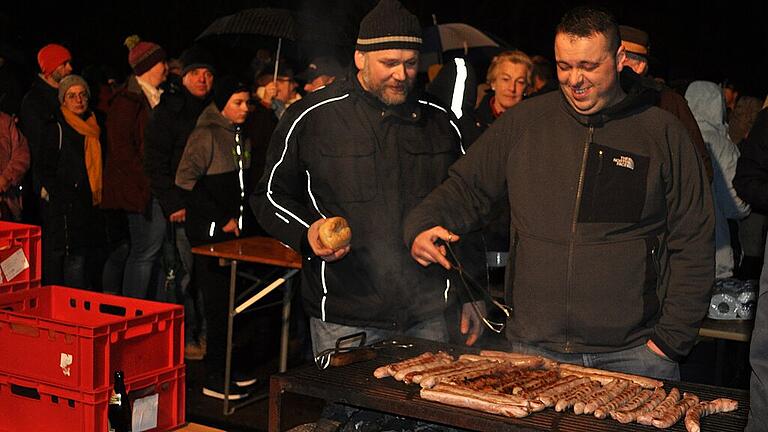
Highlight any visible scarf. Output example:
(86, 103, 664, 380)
(60, 107, 102, 205)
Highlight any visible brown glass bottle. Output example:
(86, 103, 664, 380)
(108, 370, 131, 432)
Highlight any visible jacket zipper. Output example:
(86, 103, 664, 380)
(565, 125, 593, 352)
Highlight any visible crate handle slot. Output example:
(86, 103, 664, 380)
(10, 321, 40, 337)
(99, 303, 127, 317)
(11, 383, 40, 400)
(123, 322, 154, 340)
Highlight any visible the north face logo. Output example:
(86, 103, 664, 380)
(613, 155, 635, 170)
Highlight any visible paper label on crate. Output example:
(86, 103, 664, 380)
(60, 353, 73, 376)
(132, 393, 159, 432)
(0, 247, 28, 282)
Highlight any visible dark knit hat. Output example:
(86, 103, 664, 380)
(213, 75, 249, 111)
(179, 45, 216, 76)
(356, 0, 422, 52)
(58, 75, 90, 104)
(37, 44, 71, 75)
(124, 35, 166, 76)
(619, 25, 650, 56)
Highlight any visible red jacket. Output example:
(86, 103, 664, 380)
(102, 76, 152, 213)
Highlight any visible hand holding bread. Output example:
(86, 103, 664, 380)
(308, 217, 352, 262)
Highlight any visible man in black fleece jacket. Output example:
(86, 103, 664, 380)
(406, 6, 714, 380)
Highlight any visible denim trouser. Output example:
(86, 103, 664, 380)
(309, 315, 448, 357)
(123, 199, 165, 299)
(175, 225, 206, 343)
(746, 231, 768, 432)
(506, 340, 680, 381)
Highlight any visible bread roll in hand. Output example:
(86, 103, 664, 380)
(319, 217, 352, 250)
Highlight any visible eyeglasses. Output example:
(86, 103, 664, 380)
(65, 91, 89, 101)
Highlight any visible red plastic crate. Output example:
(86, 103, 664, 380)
(0, 286, 183, 392)
(0, 365, 185, 432)
(0, 221, 41, 294)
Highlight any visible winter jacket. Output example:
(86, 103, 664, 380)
(176, 103, 253, 246)
(102, 76, 152, 213)
(19, 76, 59, 193)
(0, 112, 29, 188)
(685, 81, 750, 279)
(404, 90, 715, 361)
(144, 85, 209, 217)
(41, 113, 102, 252)
(620, 69, 714, 183)
(734, 109, 768, 213)
(252, 73, 471, 331)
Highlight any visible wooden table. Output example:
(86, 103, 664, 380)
(192, 236, 302, 415)
(698, 317, 754, 342)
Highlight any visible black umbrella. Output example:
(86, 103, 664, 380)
(197, 8, 297, 81)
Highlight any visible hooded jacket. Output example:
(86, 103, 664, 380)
(685, 81, 750, 279)
(176, 103, 253, 246)
(251, 71, 471, 331)
(404, 89, 714, 361)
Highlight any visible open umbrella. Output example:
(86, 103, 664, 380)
(421, 23, 507, 73)
(197, 8, 297, 81)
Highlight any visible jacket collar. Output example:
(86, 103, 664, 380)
(559, 86, 653, 127)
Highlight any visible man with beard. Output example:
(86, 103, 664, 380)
(252, 0, 483, 356)
(19, 44, 73, 227)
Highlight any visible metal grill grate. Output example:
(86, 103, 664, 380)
(276, 340, 749, 432)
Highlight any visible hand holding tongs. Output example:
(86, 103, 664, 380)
(442, 240, 512, 333)
(314, 331, 414, 370)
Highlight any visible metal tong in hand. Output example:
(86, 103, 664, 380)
(443, 240, 511, 333)
(314, 331, 414, 370)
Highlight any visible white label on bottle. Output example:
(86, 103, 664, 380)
(132, 393, 159, 431)
(1, 248, 28, 282)
(60, 353, 73, 376)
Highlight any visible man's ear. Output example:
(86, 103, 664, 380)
(615, 44, 626, 72)
(354, 50, 366, 70)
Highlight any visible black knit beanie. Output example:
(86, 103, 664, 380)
(214, 75, 249, 111)
(180, 45, 216, 76)
(356, 0, 422, 52)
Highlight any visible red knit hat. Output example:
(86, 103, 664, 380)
(37, 44, 71, 75)
(124, 35, 166, 76)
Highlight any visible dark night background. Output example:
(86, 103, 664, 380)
(1, 0, 766, 98)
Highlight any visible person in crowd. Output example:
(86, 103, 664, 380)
(252, 0, 484, 360)
(685, 81, 750, 279)
(527, 54, 557, 96)
(19, 43, 73, 230)
(103, 36, 168, 298)
(723, 79, 763, 146)
(618, 24, 713, 183)
(144, 45, 215, 360)
(474, 50, 532, 135)
(297, 56, 345, 93)
(0, 112, 29, 221)
(406, 6, 714, 381)
(255, 63, 301, 119)
(176, 76, 256, 400)
(40, 75, 103, 288)
(733, 107, 768, 432)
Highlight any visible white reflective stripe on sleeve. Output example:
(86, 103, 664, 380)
(418, 99, 465, 155)
(306, 170, 327, 219)
(266, 94, 350, 228)
(321, 261, 328, 321)
(444, 278, 450, 302)
(275, 212, 290, 223)
(450, 58, 467, 120)
(209, 221, 216, 237)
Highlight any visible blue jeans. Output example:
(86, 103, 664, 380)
(309, 316, 448, 357)
(175, 225, 206, 343)
(506, 341, 680, 381)
(746, 231, 768, 432)
(123, 199, 166, 299)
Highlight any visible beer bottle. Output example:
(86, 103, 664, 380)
(108, 370, 131, 432)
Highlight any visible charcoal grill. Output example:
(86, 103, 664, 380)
(268, 337, 749, 431)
